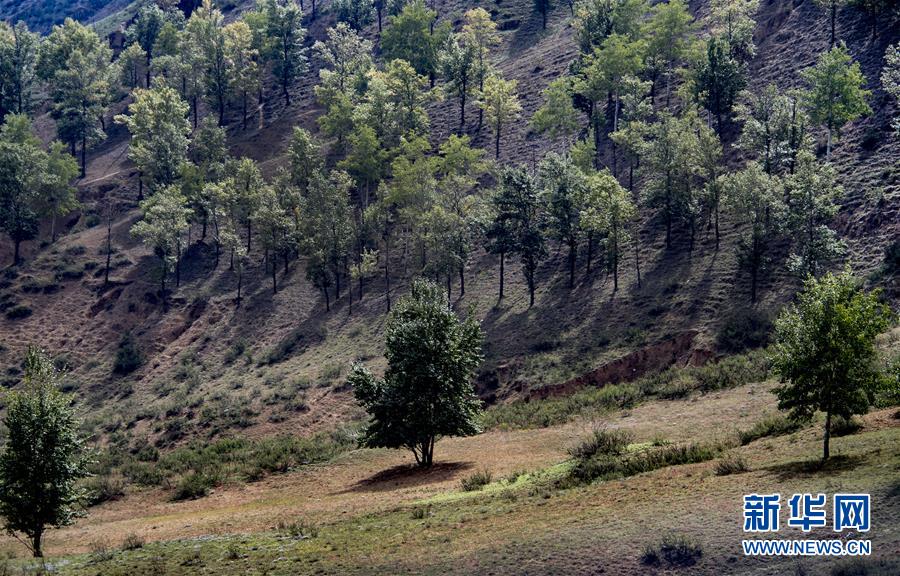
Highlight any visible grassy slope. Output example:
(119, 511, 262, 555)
(6, 381, 897, 575)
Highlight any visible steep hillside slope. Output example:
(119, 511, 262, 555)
(0, 0, 897, 449)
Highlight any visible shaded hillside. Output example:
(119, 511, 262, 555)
(0, 0, 132, 33)
(0, 0, 897, 448)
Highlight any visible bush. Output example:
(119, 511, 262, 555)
(172, 472, 216, 501)
(121, 533, 144, 551)
(568, 428, 632, 460)
(715, 454, 749, 476)
(113, 333, 143, 375)
(89, 538, 115, 563)
(718, 309, 773, 353)
(739, 414, 803, 445)
(571, 438, 726, 484)
(276, 518, 318, 539)
(5, 304, 32, 320)
(642, 534, 703, 567)
(460, 469, 493, 491)
(85, 474, 125, 505)
(830, 415, 862, 437)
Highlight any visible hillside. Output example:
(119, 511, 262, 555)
(0, 0, 896, 445)
(0, 0, 898, 571)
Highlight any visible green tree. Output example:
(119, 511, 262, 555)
(539, 153, 586, 287)
(643, 0, 695, 106)
(462, 8, 500, 131)
(880, 42, 899, 135)
(501, 166, 547, 307)
(114, 85, 191, 198)
(0, 21, 40, 117)
(288, 126, 323, 192)
(695, 35, 745, 136)
(348, 279, 483, 467)
(383, 58, 434, 137)
(722, 162, 784, 302)
(784, 150, 845, 277)
(532, 77, 580, 147)
(260, 0, 308, 106)
(313, 23, 373, 101)
(339, 123, 388, 207)
(735, 84, 808, 175)
(127, 3, 168, 87)
(772, 270, 893, 459)
(381, 0, 448, 84)
(0, 114, 43, 264)
(441, 33, 476, 134)
(572, 0, 645, 55)
(709, 0, 758, 61)
(302, 170, 355, 307)
(225, 21, 259, 130)
(475, 73, 522, 159)
(185, 0, 229, 125)
(0, 346, 88, 558)
(255, 184, 290, 293)
(131, 184, 193, 302)
(37, 18, 114, 176)
(119, 42, 146, 90)
(581, 168, 635, 291)
(334, 0, 374, 30)
(35, 141, 79, 243)
(801, 44, 871, 159)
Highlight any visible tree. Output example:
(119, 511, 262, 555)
(475, 74, 522, 159)
(348, 279, 483, 467)
(722, 162, 784, 302)
(127, 3, 167, 87)
(37, 19, 114, 176)
(540, 153, 586, 287)
(288, 126, 323, 192)
(695, 122, 724, 249)
(462, 8, 500, 131)
(186, 0, 229, 125)
(643, 0, 695, 106)
(735, 84, 806, 176)
(35, 141, 79, 243)
(501, 166, 547, 307)
(0, 114, 43, 264)
(0, 346, 88, 558)
(119, 42, 147, 90)
(131, 184, 192, 303)
(383, 58, 434, 137)
(801, 44, 871, 159)
(339, 123, 388, 207)
(771, 270, 893, 460)
(334, 0, 374, 30)
(0, 21, 40, 118)
(695, 35, 745, 136)
(643, 112, 699, 249)
(260, 0, 308, 106)
(534, 0, 554, 29)
(302, 170, 355, 306)
(532, 77, 580, 147)
(255, 184, 290, 293)
(313, 23, 373, 101)
(441, 34, 476, 134)
(709, 0, 758, 61)
(881, 42, 900, 135)
(572, 0, 644, 55)
(114, 85, 190, 198)
(224, 21, 259, 130)
(581, 168, 635, 291)
(381, 0, 448, 84)
(576, 33, 644, 167)
(783, 150, 845, 278)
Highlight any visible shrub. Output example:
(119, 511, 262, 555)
(121, 533, 144, 551)
(718, 309, 773, 353)
(739, 414, 803, 445)
(568, 428, 632, 460)
(5, 304, 32, 320)
(89, 538, 115, 563)
(172, 472, 215, 501)
(830, 415, 862, 437)
(571, 438, 726, 484)
(113, 333, 143, 375)
(276, 518, 318, 539)
(460, 469, 493, 491)
(715, 454, 749, 476)
(657, 534, 703, 567)
(85, 474, 126, 505)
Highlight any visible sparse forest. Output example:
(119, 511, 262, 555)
(0, 0, 897, 572)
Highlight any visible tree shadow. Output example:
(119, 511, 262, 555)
(765, 454, 865, 482)
(338, 461, 474, 494)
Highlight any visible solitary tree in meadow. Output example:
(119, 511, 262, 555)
(0, 346, 88, 558)
(348, 279, 483, 468)
(772, 270, 893, 460)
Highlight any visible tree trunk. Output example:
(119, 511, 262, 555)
(31, 530, 42, 558)
(176, 243, 181, 287)
(823, 410, 831, 460)
(80, 134, 87, 178)
(385, 235, 391, 312)
(447, 274, 452, 307)
(272, 261, 277, 294)
(495, 123, 501, 159)
(568, 240, 576, 288)
(104, 206, 112, 285)
(498, 251, 505, 300)
(459, 265, 465, 296)
(458, 86, 466, 135)
(324, 285, 330, 311)
(236, 269, 242, 305)
(13, 239, 21, 266)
